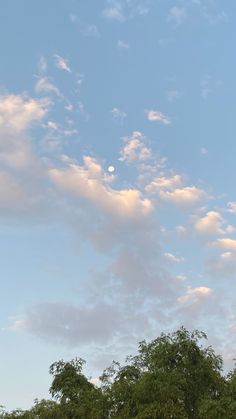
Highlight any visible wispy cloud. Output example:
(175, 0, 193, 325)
(167, 89, 183, 103)
(211, 238, 236, 251)
(201, 147, 208, 155)
(69, 14, 100, 38)
(164, 252, 184, 263)
(167, 6, 187, 26)
(203, 10, 228, 25)
(117, 40, 130, 49)
(0, 94, 48, 133)
(178, 286, 212, 304)
(35, 77, 61, 97)
(146, 110, 171, 124)
(146, 174, 183, 195)
(37, 56, 47, 74)
(193, 211, 232, 236)
(119, 131, 152, 164)
(227, 202, 236, 214)
(102, 0, 125, 22)
(111, 107, 127, 123)
(50, 155, 153, 220)
(54, 54, 71, 73)
(159, 186, 207, 207)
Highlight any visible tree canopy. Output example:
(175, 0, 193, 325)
(2, 327, 236, 418)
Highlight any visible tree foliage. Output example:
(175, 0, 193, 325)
(2, 327, 236, 418)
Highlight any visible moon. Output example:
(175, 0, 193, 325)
(108, 165, 115, 173)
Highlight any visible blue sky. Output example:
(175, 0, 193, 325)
(1, 0, 236, 410)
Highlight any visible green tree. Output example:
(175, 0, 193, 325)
(101, 327, 224, 418)
(2, 327, 236, 418)
(49, 358, 108, 418)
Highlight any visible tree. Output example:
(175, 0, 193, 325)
(49, 358, 108, 418)
(100, 327, 224, 418)
(2, 327, 236, 418)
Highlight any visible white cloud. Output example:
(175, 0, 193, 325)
(193, 211, 227, 236)
(35, 77, 61, 97)
(163, 252, 184, 263)
(167, 6, 187, 26)
(117, 40, 130, 49)
(81, 23, 100, 38)
(111, 107, 127, 123)
(129, 0, 150, 17)
(145, 174, 183, 195)
(158, 38, 174, 48)
(159, 186, 207, 207)
(12, 302, 122, 346)
(0, 172, 29, 213)
(178, 286, 212, 304)
(146, 110, 171, 125)
(201, 147, 208, 155)
(211, 238, 236, 251)
(176, 225, 188, 237)
(167, 89, 182, 103)
(37, 56, 47, 74)
(206, 250, 236, 279)
(176, 274, 187, 281)
(227, 202, 236, 214)
(65, 102, 73, 112)
(119, 131, 151, 163)
(0, 94, 48, 134)
(102, 0, 125, 22)
(54, 54, 71, 73)
(50, 156, 153, 220)
(47, 120, 59, 131)
(204, 10, 228, 25)
(200, 76, 211, 100)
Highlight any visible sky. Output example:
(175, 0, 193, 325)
(1, 0, 236, 410)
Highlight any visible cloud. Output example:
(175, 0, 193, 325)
(206, 250, 236, 279)
(65, 102, 73, 112)
(201, 147, 208, 155)
(0, 172, 30, 214)
(54, 54, 71, 73)
(12, 302, 122, 346)
(211, 238, 236, 251)
(10, 210, 184, 348)
(119, 131, 152, 164)
(227, 202, 236, 214)
(159, 186, 207, 207)
(163, 252, 184, 263)
(0, 94, 48, 133)
(167, 89, 182, 103)
(158, 38, 174, 48)
(0, 94, 49, 171)
(178, 286, 212, 304)
(145, 174, 183, 195)
(102, 0, 125, 22)
(167, 6, 187, 26)
(35, 77, 61, 97)
(193, 211, 227, 236)
(50, 156, 153, 220)
(79, 22, 101, 38)
(117, 40, 130, 49)
(128, 0, 151, 17)
(69, 15, 101, 38)
(204, 10, 228, 25)
(146, 110, 171, 125)
(82, 23, 100, 38)
(111, 107, 127, 123)
(37, 56, 47, 74)
(176, 225, 188, 237)
(206, 237, 236, 279)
